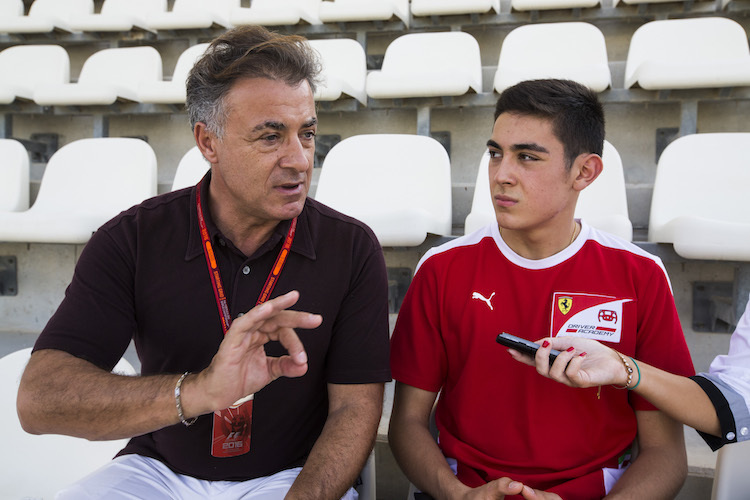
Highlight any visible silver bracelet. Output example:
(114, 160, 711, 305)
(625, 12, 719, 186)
(175, 372, 197, 427)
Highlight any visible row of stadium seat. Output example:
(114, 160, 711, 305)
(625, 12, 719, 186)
(1, 133, 748, 261)
(2, 16, 750, 108)
(0, 0, 734, 35)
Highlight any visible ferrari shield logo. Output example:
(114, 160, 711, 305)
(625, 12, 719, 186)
(558, 296, 573, 315)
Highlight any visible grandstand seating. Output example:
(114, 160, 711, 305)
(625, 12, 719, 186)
(410, 0, 500, 16)
(230, 0, 322, 27)
(366, 32, 482, 98)
(0, 0, 23, 20)
(648, 133, 750, 261)
(33, 46, 162, 106)
(314, 134, 452, 246)
(624, 17, 750, 90)
(0, 44, 69, 104)
(145, 0, 233, 31)
(464, 141, 633, 241)
(68, 0, 165, 33)
(494, 22, 611, 93)
(0, 138, 157, 244)
(711, 439, 750, 500)
(0, 0, 92, 34)
(318, 0, 409, 27)
(0, 348, 135, 499)
(308, 38, 367, 104)
(171, 146, 210, 191)
(0, 139, 29, 212)
(138, 43, 209, 104)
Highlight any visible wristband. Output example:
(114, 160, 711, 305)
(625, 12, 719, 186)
(175, 372, 197, 427)
(629, 357, 641, 390)
(612, 353, 634, 390)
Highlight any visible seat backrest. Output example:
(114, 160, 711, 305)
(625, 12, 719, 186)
(494, 22, 610, 93)
(100, 0, 165, 16)
(308, 38, 367, 103)
(625, 17, 750, 89)
(172, 0, 235, 15)
(171, 43, 209, 85)
(0, 0, 23, 18)
(381, 32, 481, 86)
(0, 139, 30, 212)
(648, 133, 750, 242)
(0, 44, 70, 101)
(30, 137, 157, 217)
(315, 134, 452, 246)
(78, 46, 162, 90)
(171, 146, 210, 191)
(465, 141, 631, 239)
(711, 439, 750, 500)
(411, 0, 500, 16)
(28, 0, 93, 20)
(0, 348, 134, 499)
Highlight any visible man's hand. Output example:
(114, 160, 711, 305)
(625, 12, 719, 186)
(185, 290, 322, 417)
(459, 478, 562, 500)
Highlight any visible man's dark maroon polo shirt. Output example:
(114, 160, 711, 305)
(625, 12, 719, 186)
(34, 175, 391, 481)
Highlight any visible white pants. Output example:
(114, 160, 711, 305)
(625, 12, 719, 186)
(56, 454, 359, 500)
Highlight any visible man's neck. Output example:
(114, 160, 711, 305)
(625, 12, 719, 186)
(207, 194, 281, 258)
(500, 220, 580, 260)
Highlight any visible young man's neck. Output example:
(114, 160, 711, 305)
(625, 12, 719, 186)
(499, 220, 580, 260)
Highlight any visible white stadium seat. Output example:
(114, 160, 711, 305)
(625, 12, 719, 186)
(494, 22, 611, 93)
(33, 46, 162, 106)
(308, 38, 367, 104)
(410, 0, 500, 16)
(711, 439, 750, 500)
(0, 138, 157, 244)
(366, 32, 482, 99)
(230, 0, 321, 26)
(138, 43, 209, 104)
(0, 0, 92, 34)
(171, 146, 210, 191)
(648, 133, 750, 261)
(625, 17, 750, 90)
(315, 134, 452, 247)
(146, 0, 234, 31)
(511, 0, 599, 11)
(0, 0, 23, 20)
(0, 348, 135, 499)
(0, 139, 30, 212)
(0, 44, 70, 104)
(464, 141, 632, 241)
(68, 0, 166, 33)
(318, 0, 409, 27)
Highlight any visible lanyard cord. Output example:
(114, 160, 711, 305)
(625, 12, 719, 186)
(195, 179, 297, 334)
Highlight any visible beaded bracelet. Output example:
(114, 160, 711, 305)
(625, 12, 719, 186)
(613, 353, 634, 390)
(175, 372, 197, 427)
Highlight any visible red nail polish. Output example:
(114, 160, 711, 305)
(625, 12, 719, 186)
(566, 346, 575, 352)
(579, 352, 587, 357)
(542, 341, 550, 348)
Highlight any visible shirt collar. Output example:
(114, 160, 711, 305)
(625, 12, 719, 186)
(185, 170, 316, 262)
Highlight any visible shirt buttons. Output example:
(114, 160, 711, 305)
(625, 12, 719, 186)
(242, 266, 250, 275)
(219, 239, 226, 247)
(726, 431, 736, 441)
(236, 312, 245, 319)
(741, 427, 748, 436)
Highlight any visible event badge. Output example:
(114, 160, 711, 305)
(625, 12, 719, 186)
(211, 394, 254, 457)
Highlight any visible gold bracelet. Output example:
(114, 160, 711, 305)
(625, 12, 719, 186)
(175, 372, 197, 427)
(612, 353, 634, 390)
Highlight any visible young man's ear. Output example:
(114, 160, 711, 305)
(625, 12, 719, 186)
(572, 153, 603, 192)
(194, 122, 219, 164)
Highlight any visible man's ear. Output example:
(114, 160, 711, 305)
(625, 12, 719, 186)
(572, 153, 603, 192)
(194, 122, 219, 164)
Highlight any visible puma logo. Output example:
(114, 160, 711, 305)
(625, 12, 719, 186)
(472, 291, 496, 311)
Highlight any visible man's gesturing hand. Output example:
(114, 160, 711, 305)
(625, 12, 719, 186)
(183, 290, 322, 418)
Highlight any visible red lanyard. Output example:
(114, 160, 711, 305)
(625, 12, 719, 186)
(196, 179, 297, 334)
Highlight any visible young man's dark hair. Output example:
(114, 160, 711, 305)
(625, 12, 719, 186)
(494, 79, 605, 169)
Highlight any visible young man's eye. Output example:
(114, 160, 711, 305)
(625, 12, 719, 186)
(519, 153, 537, 161)
(488, 150, 501, 159)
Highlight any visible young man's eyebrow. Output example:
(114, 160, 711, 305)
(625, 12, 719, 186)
(486, 139, 549, 155)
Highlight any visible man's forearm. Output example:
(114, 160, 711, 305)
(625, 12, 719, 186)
(17, 349, 187, 440)
(286, 383, 384, 500)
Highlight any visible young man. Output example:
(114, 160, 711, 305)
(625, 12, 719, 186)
(17, 26, 390, 499)
(389, 79, 694, 499)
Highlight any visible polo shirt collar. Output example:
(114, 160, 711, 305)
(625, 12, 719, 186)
(185, 170, 316, 262)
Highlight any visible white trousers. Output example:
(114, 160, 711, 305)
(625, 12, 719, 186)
(56, 454, 359, 500)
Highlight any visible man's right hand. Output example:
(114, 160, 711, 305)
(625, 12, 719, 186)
(459, 477, 562, 500)
(183, 290, 322, 418)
